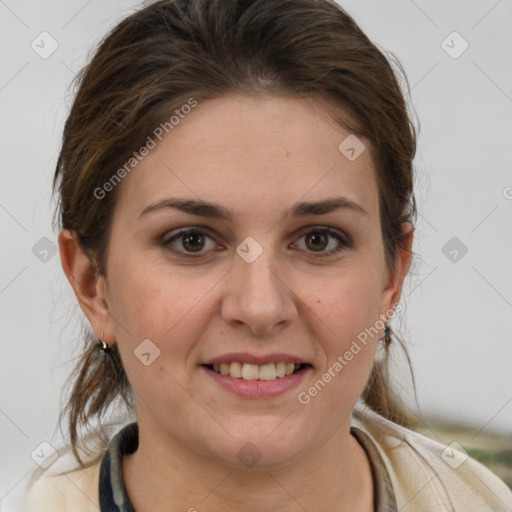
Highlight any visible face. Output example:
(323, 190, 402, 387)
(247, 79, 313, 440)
(93, 93, 407, 468)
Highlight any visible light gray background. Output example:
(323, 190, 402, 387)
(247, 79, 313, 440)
(1, 0, 511, 506)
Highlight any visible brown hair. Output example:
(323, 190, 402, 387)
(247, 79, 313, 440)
(54, 0, 417, 466)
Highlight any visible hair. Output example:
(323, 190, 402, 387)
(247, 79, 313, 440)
(53, 0, 418, 466)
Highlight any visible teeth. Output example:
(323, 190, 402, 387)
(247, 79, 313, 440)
(210, 361, 305, 380)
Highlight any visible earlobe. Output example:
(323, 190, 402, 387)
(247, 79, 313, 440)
(58, 229, 114, 342)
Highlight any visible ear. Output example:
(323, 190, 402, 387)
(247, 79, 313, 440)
(379, 222, 414, 319)
(58, 229, 116, 344)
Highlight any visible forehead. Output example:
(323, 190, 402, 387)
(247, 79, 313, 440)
(113, 93, 378, 223)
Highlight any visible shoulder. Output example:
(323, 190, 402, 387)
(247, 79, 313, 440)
(352, 404, 512, 512)
(7, 418, 131, 512)
(23, 452, 102, 512)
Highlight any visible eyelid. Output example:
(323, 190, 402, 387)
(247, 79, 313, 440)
(293, 224, 349, 243)
(162, 225, 217, 244)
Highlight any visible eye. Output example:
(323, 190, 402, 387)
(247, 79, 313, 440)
(162, 228, 219, 258)
(292, 226, 350, 256)
(162, 225, 350, 259)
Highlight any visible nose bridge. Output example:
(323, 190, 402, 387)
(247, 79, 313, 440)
(240, 244, 278, 295)
(221, 238, 297, 333)
(236, 240, 282, 304)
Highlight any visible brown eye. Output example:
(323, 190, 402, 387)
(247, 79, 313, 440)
(182, 232, 205, 252)
(293, 227, 350, 257)
(305, 232, 329, 252)
(163, 228, 218, 258)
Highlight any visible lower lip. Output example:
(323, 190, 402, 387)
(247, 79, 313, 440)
(201, 365, 312, 398)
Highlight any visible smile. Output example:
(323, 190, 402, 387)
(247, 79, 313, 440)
(201, 359, 313, 398)
(204, 362, 310, 381)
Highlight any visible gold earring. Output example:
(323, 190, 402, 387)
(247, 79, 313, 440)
(100, 331, 108, 351)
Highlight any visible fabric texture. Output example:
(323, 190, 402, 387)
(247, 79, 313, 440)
(11, 405, 512, 511)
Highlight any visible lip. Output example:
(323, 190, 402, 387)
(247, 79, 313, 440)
(203, 352, 311, 366)
(200, 364, 313, 399)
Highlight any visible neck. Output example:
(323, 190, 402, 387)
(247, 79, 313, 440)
(122, 419, 374, 512)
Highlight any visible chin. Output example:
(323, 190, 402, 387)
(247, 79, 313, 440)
(197, 417, 315, 470)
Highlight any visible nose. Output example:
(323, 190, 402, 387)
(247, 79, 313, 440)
(220, 245, 298, 336)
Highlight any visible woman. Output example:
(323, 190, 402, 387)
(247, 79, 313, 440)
(19, 0, 512, 510)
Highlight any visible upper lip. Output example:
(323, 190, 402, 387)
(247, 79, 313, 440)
(202, 352, 311, 366)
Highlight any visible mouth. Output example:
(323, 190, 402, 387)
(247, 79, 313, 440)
(202, 362, 312, 381)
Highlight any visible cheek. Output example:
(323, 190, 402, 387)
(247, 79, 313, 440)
(107, 258, 216, 365)
(107, 265, 220, 414)
(298, 263, 384, 344)
(291, 264, 382, 405)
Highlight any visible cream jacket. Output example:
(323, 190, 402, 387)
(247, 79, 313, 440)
(6, 406, 512, 511)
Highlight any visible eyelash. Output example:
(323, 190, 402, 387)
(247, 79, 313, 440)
(161, 226, 351, 259)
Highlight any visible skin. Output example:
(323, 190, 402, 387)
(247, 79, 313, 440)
(59, 93, 413, 512)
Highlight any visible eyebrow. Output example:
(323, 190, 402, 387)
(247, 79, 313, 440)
(138, 196, 368, 220)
